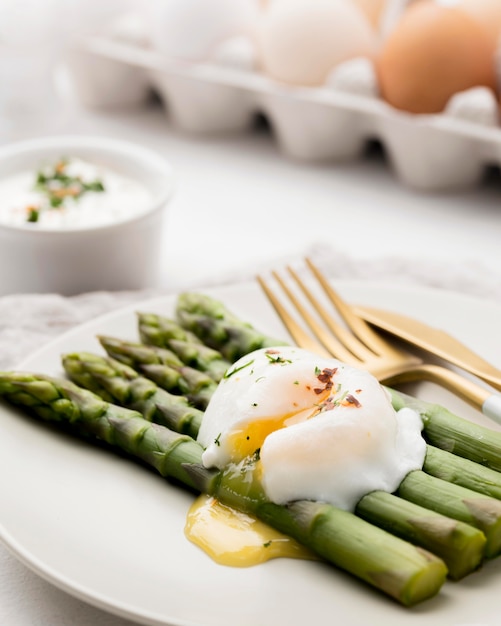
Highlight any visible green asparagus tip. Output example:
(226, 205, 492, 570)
(181, 461, 219, 494)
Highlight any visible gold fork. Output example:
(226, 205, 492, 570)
(257, 258, 501, 425)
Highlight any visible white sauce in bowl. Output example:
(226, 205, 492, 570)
(0, 157, 153, 230)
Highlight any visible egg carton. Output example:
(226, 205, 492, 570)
(66, 32, 501, 192)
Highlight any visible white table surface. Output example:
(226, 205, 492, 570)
(1, 86, 501, 626)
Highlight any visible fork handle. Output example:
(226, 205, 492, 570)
(382, 364, 501, 427)
(483, 396, 501, 425)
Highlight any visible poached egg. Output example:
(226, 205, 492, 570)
(197, 346, 425, 512)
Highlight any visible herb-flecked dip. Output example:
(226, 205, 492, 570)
(0, 157, 152, 229)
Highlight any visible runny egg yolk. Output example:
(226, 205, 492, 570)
(225, 391, 331, 462)
(185, 494, 317, 566)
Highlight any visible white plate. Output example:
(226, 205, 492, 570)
(1, 279, 501, 626)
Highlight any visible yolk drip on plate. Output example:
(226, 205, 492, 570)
(185, 494, 317, 566)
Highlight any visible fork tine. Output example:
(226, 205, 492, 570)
(271, 271, 361, 362)
(256, 274, 330, 358)
(305, 257, 401, 357)
(287, 264, 375, 361)
(258, 271, 358, 362)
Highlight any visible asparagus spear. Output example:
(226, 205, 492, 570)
(397, 470, 501, 558)
(0, 371, 448, 607)
(423, 445, 501, 501)
(175, 292, 288, 361)
(61, 350, 489, 578)
(98, 335, 217, 409)
(354, 491, 485, 580)
(138, 313, 230, 381)
(389, 388, 501, 472)
(62, 352, 204, 440)
(138, 312, 203, 344)
(0, 372, 203, 489)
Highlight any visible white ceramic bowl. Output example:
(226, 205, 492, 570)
(0, 135, 175, 296)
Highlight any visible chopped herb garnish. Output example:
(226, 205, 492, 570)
(327, 390, 349, 409)
(26, 157, 106, 222)
(223, 359, 255, 379)
(263, 540, 272, 548)
(214, 433, 221, 446)
(49, 196, 64, 208)
(265, 352, 292, 365)
(83, 180, 105, 192)
(26, 206, 39, 223)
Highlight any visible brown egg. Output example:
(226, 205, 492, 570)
(377, 1, 497, 114)
(455, 0, 501, 52)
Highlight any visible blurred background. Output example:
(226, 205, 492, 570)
(1, 0, 501, 294)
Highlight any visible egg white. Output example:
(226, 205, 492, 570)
(197, 346, 426, 511)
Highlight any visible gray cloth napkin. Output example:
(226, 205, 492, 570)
(2, 243, 500, 370)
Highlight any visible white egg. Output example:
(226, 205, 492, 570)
(257, 0, 377, 86)
(198, 346, 426, 512)
(148, 0, 261, 62)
